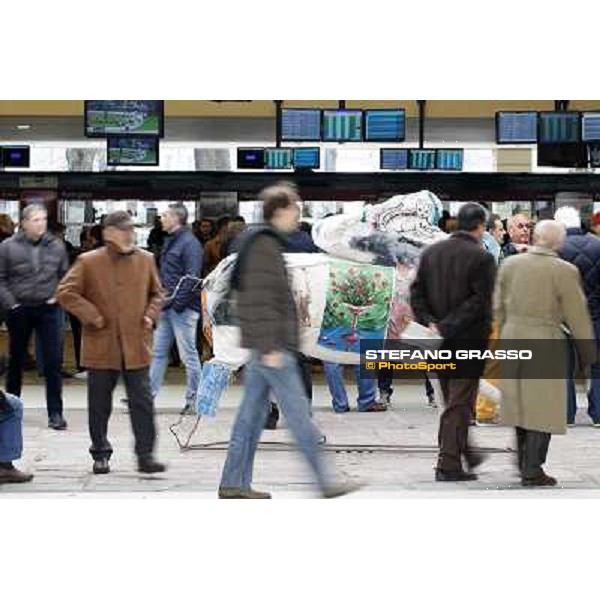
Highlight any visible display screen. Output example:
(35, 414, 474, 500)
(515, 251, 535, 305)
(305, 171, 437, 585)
(0, 145, 30, 168)
(380, 148, 409, 170)
(364, 109, 405, 141)
(538, 112, 580, 143)
(582, 113, 600, 142)
(322, 109, 363, 142)
(85, 100, 164, 137)
(436, 149, 463, 171)
(537, 143, 588, 168)
(588, 143, 600, 168)
(107, 136, 159, 166)
(496, 112, 538, 144)
(409, 149, 436, 170)
(237, 148, 265, 169)
(264, 148, 293, 169)
(280, 109, 321, 141)
(293, 147, 320, 169)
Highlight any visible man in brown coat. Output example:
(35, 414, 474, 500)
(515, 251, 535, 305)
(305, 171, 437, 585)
(411, 202, 496, 482)
(56, 211, 166, 475)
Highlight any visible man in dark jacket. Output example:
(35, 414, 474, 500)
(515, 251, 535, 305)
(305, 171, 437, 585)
(149, 204, 203, 415)
(411, 203, 496, 482)
(219, 185, 357, 499)
(0, 204, 69, 430)
(554, 206, 600, 425)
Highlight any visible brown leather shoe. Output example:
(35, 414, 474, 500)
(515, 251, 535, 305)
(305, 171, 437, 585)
(521, 473, 557, 487)
(360, 401, 388, 413)
(218, 487, 272, 499)
(0, 466, 34, 484)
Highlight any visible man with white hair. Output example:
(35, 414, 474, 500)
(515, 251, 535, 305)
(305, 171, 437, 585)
(554, 206, 600, 426)
(495, 220, 595, 486)
(504, 213, 531, 257)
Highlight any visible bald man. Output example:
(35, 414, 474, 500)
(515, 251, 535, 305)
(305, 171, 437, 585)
(495, 220, 595, 486)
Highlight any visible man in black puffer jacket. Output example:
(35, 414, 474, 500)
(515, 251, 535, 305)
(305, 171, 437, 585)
(555, 206, 600, 426)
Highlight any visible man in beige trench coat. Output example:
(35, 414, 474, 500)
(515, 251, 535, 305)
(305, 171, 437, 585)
(494, 220, 596, 487)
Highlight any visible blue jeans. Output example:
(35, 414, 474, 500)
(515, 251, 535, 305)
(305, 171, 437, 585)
(149, 308, 201, 406)
(0, 393, 24, 462)
(567, 319, 600, 424)
(324, 362, 377, 412)
(220, 350, 329, 492)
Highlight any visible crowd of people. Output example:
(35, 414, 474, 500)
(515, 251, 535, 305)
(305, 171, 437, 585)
(1, 190, 599, 495)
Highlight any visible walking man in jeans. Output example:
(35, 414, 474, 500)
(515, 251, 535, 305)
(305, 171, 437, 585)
(0, 204, 69, 430)
(219, 184, 359, 499)
(149, 204, 203, 414)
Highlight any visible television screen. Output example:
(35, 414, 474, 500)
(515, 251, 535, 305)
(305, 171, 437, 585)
(0, 145, 30, 168)
(588, 143, 600, 168)
(85, 100, 164, 137)
(280, 109, 321, 141)
(322, 109, 363, 142)
(496, 111, 538, 144)
(264, 148, 293, 169)
(538, 112, 580, 143)
(293, 147, 320, 169)
(582, 113, 600, 142)
(537, 143, 588, 168)
(380, 148, 408, 170)
(364, 109, 406, 141)
(409, 149, 436, 170)
(237, 148, 265, 169)
(107, 136, 159, 166)
(436, 149, 463, 171)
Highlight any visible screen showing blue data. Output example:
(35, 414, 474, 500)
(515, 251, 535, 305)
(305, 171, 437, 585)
(409, 149, 436, 170)
(582, 113, 600, 142)
(293, 147, 320, 169)
(280, 109, 321, 141)
(365, 109, 405, 141)
(264, 148, 293, 169)
(496, 112, 538, 143)
(322, 110, 363, 142)
(237, 148, 265, 169)
(380, 148, 409, 170)
(436, 149, 463, 171)
(539, 112, 580, 143)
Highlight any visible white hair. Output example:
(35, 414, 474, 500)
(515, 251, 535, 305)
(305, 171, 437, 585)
(533, 220, 566, 250)
(554, 206, 581, 229)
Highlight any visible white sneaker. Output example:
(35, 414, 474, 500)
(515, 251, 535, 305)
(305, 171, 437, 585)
(74, 370, 88, 380)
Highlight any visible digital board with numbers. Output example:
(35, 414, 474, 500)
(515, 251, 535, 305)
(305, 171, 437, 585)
(495, 112, 538, 144)
(380, 148, 409, 170)
(582, 113, 600, 142)
(280, 109, 321, 141)
(264, 148, 293, 169)
(538, 112, 581, 143)
(364, 109, 406, 141)
(293, 147, 320, 169)
(409, 149, 436, 170)
(436, 149, 463, 171)
(322, 109, 363, 142)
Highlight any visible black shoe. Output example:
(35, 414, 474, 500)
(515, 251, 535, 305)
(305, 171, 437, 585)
(264, 402, 279, 430)
(60, 370, 74, 379)
(521, 472, 557, 487)
(435, 469, 478, 482)
(180, 403, 196, 416)
(138, 457, 166, 474)
(0, 465, 34, 484)
(93, 458, 110, 475)
(48, 415, 67, 430)
(464, 451, 489, 471)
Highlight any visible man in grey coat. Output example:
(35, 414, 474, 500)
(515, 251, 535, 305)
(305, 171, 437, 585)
(495, 220, 596, 487)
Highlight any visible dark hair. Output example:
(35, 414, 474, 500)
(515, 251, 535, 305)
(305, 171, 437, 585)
(216, 216, 231, 231)
(487, 213, 502, 232)
(260, 185, 300, 223)
(233, 215, 246, 224)
(89, 224, 104, 244)
(457, 202, 487, 232)
(200, 218, 213, 226)
(299, 221, 312, 234)
(51, 221, 66, 234)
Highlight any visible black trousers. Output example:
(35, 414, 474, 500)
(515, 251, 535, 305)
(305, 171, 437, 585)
(87, 367, 157, 461)
(67, 312, 82, 372)
(515, 427, 551, 479)
(437, 377, 479, 472)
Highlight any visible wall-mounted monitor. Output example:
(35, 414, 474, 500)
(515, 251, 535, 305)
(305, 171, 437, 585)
(293, 147, 320, 169)
(0, 145, 30, 168)
(322, 109, 363, 142)
(364, 109, 406, 142)
(237, 147, 265, 169)
(107, 136, 159, 166)
(409, 149, 436, 170)
(280, 108, 321, 141)
(85, 100, 164, 137)
(495, 111, 538, 144)
(380, 148, 409, 170)
(436, 148, 463, 171)
(264, 147, 293, 169)
(537, 143, 587, 168)
(538, 111, 580, 144)
(582, 113, 600, 142)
